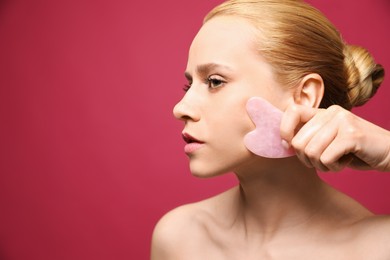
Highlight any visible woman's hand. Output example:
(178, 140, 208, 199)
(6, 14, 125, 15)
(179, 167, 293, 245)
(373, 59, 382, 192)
(280, 104, 390, 172)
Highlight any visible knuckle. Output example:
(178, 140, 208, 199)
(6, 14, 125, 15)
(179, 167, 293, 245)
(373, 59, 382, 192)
(327, 105, 352, 122)
(320, 156, 332, 167)
(344, 126, 358, 136)
(304, 146, 318, 160)
(334, 109, 350, 122)
(291, 138, 303, 150)
(289, 103, 300, 113)
(327, 105, 341, 113)
(319, 155, 341, 172)
(341, 124, 363, 144)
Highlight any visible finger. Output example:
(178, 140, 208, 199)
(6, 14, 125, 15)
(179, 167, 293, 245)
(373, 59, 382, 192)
(288, 106, 338, 171)
(294, 149, 315, 169)
(319, 133, 357, 171)
(321, 138, 372, 171)
(323, 154, 354, 172)
(295, 149, 330, 172)
(303, 119, 339, 171)
(280, 104, 318, 144)
(290, 106, 335, 150)
(348, 156, 371, 170)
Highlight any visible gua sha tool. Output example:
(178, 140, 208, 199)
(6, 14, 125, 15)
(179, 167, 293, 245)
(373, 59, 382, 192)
(244, 97, 295, 158)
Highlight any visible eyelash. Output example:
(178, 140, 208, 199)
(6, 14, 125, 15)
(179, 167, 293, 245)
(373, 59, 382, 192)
(183, 75, 226, 92)
(183, 84, 191, 92)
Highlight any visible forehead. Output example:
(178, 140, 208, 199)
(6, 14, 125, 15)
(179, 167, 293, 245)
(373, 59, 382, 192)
(188, 16, 258, 67)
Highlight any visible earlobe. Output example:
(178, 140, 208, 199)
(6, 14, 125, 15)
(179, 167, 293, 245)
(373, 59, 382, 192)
(293, 73, 324, 108)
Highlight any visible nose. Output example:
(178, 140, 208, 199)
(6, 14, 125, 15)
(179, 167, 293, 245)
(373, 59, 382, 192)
(173, 93, 200, 122)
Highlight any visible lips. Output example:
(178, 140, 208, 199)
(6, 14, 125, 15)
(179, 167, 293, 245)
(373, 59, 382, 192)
(182, 133, 204, 144)
(182, 133, 204, 154)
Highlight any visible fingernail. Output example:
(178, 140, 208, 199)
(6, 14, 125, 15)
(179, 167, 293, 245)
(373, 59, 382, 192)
(281, 140, 290, 149)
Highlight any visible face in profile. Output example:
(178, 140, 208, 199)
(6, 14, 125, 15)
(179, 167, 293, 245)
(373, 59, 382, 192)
(173, 16, 292, 177)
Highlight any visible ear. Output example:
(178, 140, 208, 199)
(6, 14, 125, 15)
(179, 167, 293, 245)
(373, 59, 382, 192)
(293, 73, 324, 108)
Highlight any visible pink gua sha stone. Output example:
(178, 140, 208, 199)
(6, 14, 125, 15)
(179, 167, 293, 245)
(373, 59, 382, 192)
(244, 97, 295, 158)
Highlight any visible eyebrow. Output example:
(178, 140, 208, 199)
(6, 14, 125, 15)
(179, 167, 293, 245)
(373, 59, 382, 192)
(184, 63, 234, 81)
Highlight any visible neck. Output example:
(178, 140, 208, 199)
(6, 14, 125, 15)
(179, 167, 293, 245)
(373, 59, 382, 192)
(233, 156, 328, 239)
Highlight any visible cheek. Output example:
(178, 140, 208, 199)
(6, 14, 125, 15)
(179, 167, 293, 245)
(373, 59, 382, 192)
(231, 98, 256, 133)
(215, 99, 255, 140)
(206, 90, 256, 142)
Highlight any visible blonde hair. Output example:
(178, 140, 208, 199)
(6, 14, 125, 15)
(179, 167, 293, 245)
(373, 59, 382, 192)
(204, 0, 385, 110)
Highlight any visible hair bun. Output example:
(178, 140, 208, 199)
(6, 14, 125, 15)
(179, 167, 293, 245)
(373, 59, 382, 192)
(344, 45, 385, 108)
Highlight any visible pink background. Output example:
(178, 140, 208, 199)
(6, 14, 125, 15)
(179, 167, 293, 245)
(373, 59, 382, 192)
(0, 0, 389, 259)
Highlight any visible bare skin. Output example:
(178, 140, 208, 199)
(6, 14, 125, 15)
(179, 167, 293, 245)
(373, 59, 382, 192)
(151, 16, 390, 259)
(151, 160, 390, 260)
(281, 104, 390, 172)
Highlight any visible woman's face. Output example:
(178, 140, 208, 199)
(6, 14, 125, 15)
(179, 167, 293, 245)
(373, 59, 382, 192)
(173, 16, 292, 177)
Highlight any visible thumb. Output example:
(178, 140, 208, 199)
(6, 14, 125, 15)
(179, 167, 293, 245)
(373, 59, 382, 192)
(280, 104, 318, 144)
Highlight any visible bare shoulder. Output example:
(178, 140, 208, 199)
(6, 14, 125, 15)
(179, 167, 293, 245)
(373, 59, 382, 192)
(357, 215, 390, 241)
(351, 215, 390, 259)
(150, 203, 203, 259)
(151, 187, 238, 260)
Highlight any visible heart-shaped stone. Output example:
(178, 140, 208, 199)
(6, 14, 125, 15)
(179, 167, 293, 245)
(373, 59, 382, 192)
(244, 97, 295, 158)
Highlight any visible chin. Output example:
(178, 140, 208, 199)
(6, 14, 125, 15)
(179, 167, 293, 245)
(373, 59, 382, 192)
(189, 165, 229, 179)
(190, 171, 219, 179)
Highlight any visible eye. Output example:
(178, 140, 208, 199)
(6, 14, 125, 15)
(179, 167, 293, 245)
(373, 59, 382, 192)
(207, 75, 226, 89)
(183, 72, 192, 92)
(183, 79, 192, 92)
(183, 84, 191, 92)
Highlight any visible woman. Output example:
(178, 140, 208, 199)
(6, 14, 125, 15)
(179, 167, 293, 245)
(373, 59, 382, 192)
(152, 0, 390, 259)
